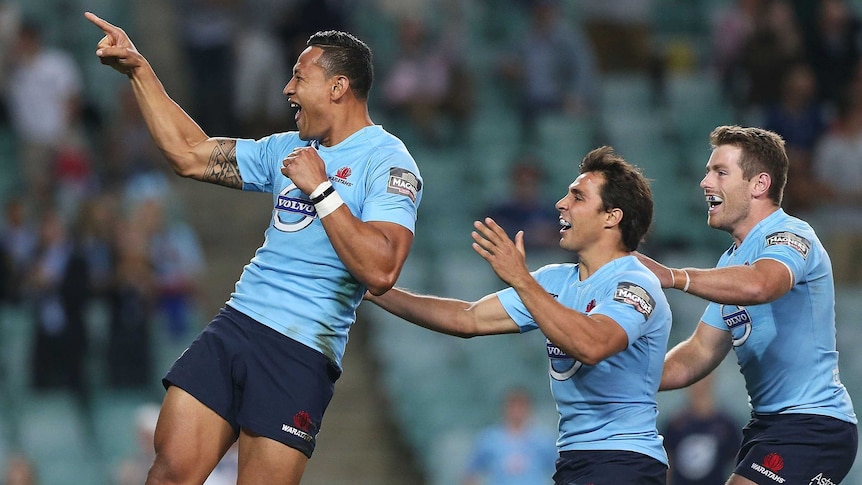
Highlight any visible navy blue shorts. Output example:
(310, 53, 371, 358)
(553, 450, 667, 485)
(735, 413, 858, 484)
(163, 305, 342, 458)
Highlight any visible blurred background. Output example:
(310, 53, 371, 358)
(1, 0, 862, 483)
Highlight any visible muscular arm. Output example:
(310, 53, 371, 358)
(661, 321, 732, 391)
(365, 288, 520, 338)
(86, 12, 242, 188)
(510, 275, 629, 366)
(473, 218, 628, 365)
(635, 251, 793, 306)
(324, 214, 415, 296)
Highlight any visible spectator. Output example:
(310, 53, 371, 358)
(0, 195, 37, 305)
(462, 388, 557, 485)
(811, 88, 862, 284)
(114, 403, 161, 485)
(5, 18, 83, 210)
(232, 24, 291, 139)
(737, 0, 805, 118)
(25, 212, 90, 392)
(499, 0, 598, 141)
(761, 61, 829, 215)
(2, 453, 38, 485)
(137, 196, 205, 341)
(580, 0, 652, 73)
(484, 157, 563, 253)
(662, 375, 741, 485)
(106, 213, 156, 388)
(805, 0, 862, 112)
(103, 86, 171, 189)
(0, 1, 21, 124)
(380, 16, 473, 146)
(176, 0, 238, 136)
(710, 0, 759, 109)
(276, 0, 351, 66)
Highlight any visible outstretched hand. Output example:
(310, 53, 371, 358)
(472, 218, 531, 287)
(84, 12, 145, 75)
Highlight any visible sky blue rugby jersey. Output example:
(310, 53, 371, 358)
(227, 125, 422, 369)
(496, 255, 672, 465)
(701, 209, 857, 423)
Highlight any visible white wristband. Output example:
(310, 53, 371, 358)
(314, 190, 344, 218)
(681, 269, 691, 293)
(310, 180, 333, 200)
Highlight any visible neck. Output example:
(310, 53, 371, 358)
(578, 246, 630, 280)
(731, 205, 780, 246)
(320, 103, 374, 147)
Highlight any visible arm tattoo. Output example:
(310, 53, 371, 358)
(203, 139, 242, 189)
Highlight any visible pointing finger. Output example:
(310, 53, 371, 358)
(84, 11, 119, 35)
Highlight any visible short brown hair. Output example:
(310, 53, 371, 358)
(579, 146, 654, 251)
(709, 125, 788, 206)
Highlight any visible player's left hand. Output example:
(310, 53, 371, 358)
(281, 146, 328, 194)
(472, 217, 531, 286)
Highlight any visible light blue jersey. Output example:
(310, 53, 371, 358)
(701, 209, 857, 423)
(463, 424, 558, 485)
(228, 125, 422, 369)
(497, 255, 672, 465)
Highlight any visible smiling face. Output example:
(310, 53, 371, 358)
(556, 171, 611, 253)
(700, 144, 758, 236)
(284, 46, 334, 142)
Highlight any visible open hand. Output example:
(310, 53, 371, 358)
(472, 218, 530, 287)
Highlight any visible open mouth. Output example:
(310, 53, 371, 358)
(559, 218, 572, 232)
(290, 102, 301, 122)
(706, 194, 723, 211)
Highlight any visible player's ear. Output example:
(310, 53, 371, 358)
(331, 75, 349, 100)
(605, 207, 623, 229)
(752, 172, 771, 198)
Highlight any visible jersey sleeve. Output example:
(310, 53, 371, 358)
(589, 270, 660, 346)
(756, 230, 811, 284)
(495, 265, 561, 333)
(235, 134, 303, 193)
(360, 150, 422, 232)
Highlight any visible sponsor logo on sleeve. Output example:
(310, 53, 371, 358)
(613, 282, 655, 318)
(387, 168, 421, 203)
(765, 231, 811, 259)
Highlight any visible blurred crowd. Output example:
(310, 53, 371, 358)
(1, 0, 862, 482)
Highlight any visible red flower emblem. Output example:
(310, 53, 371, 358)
(294, 411, 312, 432)
(335, 166, 352, 179)
(763, 452, 784, 472)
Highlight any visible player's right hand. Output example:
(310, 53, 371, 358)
(84, 12, 145, 76)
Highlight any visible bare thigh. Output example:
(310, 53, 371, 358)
(236, 429, 309, 485)
(146, 386, 238, 485)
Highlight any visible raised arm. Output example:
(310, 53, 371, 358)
(85, 12, 242, 188)
(365, 289, 520, 338)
